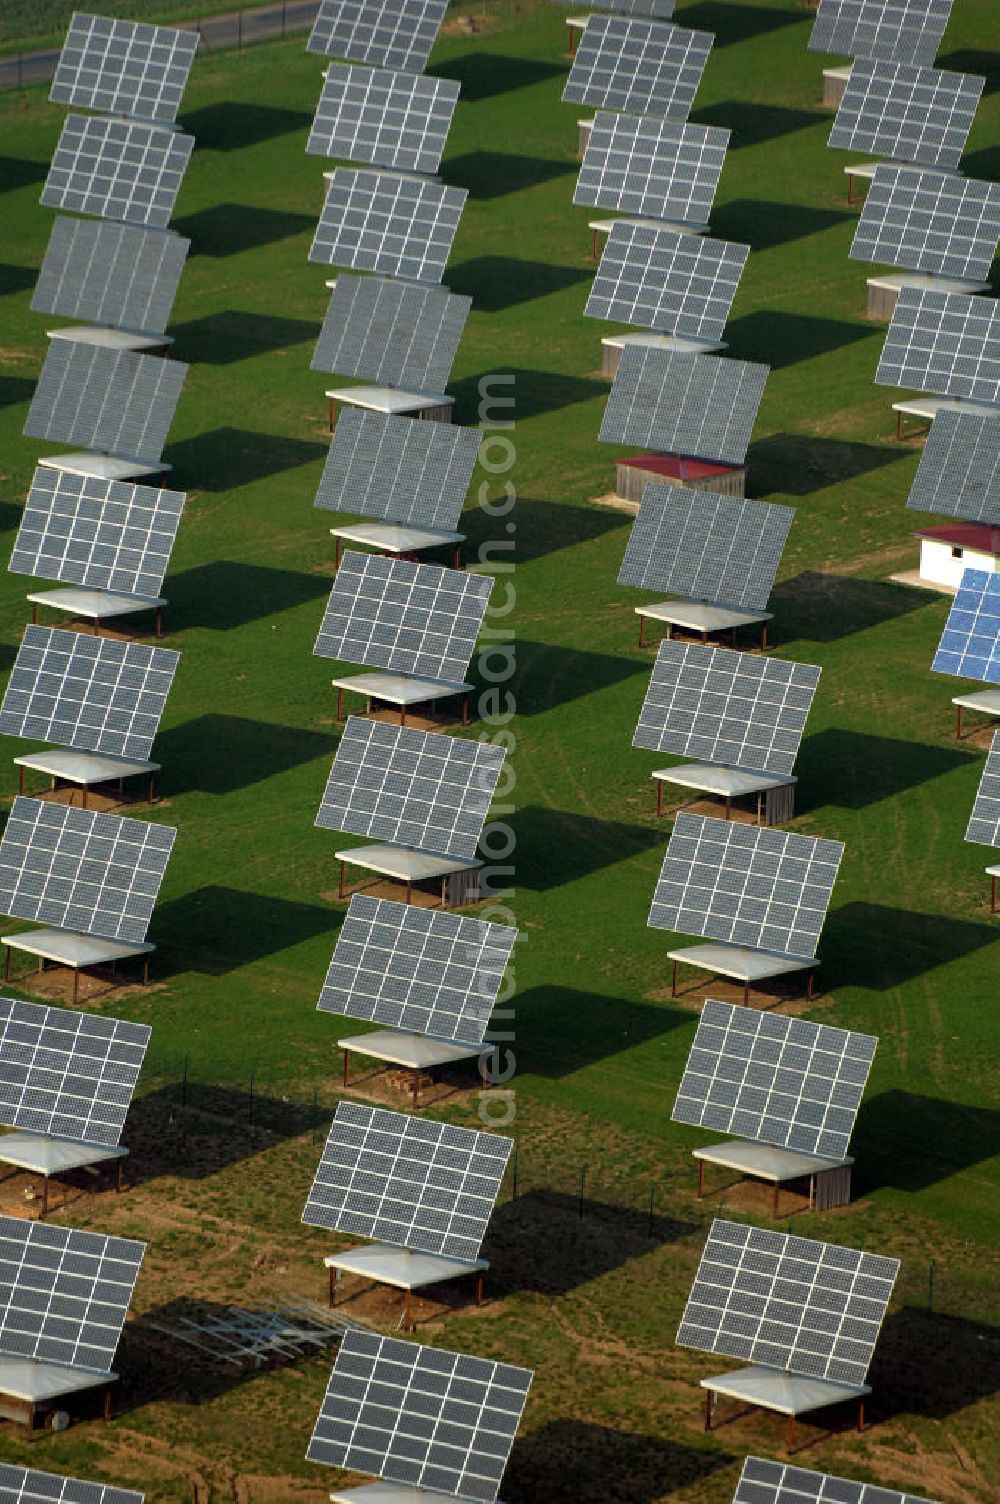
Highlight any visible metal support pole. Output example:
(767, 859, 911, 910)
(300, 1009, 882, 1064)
(698, 1160, 704, 1198)
(638, 614, 646, 647)
(339, 860, 346, 900)
(18, 767, 24, 795)
(992, 873, 998, 913)
(73, 969, 80, 1005)
(671, 957, 678, 997)
(956, 704, 963, 739)
(704, 1389, 713, 1431)
(773, 1181, 780, 1218)
(806, 971, 814, 1002)
(41, 1178, 49, 1219)
(336, 686, 344, 721)
(329, 1266, 336, 1307)
(786, 1414, 794, 1453)
(656, 780, 664, 817)
(475, 1274, 483, 1307)
(342, 1050, 349, 1088)
(743, 979, 750, 1006)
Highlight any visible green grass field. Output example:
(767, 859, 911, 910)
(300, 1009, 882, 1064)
(0, 1, 998, 1499)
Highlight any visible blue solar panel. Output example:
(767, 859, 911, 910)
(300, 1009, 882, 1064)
(931, 568, 1000, 684)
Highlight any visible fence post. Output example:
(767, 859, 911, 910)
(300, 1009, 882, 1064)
(248, 1069, 254, 1125)
(181, 1053, 188, 1106)
(927, 1259, 935, 1315)
(578, 1165, 586, 1220)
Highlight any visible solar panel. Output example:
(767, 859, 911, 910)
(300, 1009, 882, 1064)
(0, 626, 179, 762)
(311, 276, 469, 393)
(0, 1215, 144, 1372)
(315, 408, 479, 529)
(672, 998, 877, 1159)
(31, 218, 189, 336)
(586, 225, 748, 340)
(315, 552, 491, 682)
(634, 641, 819, 776)
(318, 893, 516, 1044)
(303, 1101, 512, 1260)
(316, 717, 505, 861)
(563, 16, 713, 119)
(828, 59, 984, 173)
(676, 1219, 899, 1386)
(649, 812, 844, 959)
(0, 1464, 143, 1504)
(50, 13, 198, 125)
(932, 568, 1000, 683)
(808, 0, 952, 65)
(965, 729, 1000, 847)
(41, 114, 194, 229)
(307, 1328, 532, 1501)
(575, 114, 730, 224)
(600, 348, 769, 466)
(734, 1457, 938, 1504)
(309, 170, 466, 284)
(0, 996, 150, 1147)
(23, 343, 187, 462)
(9, 469, 185, 599)
(876, 288, 1000, 406)
(619, 490, 792, 611)
(307, 63, 458, 175)
(307, 0, 448, 75)
(850, 165, 1000, 281)
(0, 797, 176, 945)
(906, 409, 1000, 523)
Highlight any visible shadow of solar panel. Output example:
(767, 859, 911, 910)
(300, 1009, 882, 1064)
(315, 408, 479, 529)
(318, 893, 516, 1043)
(315, 717, 505, 861)
(587, 225, 748, 340)
(907, 409, 1000, 523)
(307, 0, 448, 74)
(677, 1219, 899, 1385)
(932, 568, 1000, 683)
(808, 0, 953, 65)
(315, 552, 491, 681)
(9, 469, 185, 598)
(0, 797, 176, 945)
(735, 1456, 938, 1504)
(23, 344, 187, 462)
(303, 1101, 512, 1259)
(31, 218, 190, 336)
(850, 165, 1000, 281)
(876, 288, 1000, 405)
(0, 626, 179, 762)
(634, 640, 819, 776)
(575, 114, 729, 223)
(672, 998, 876, 1158)
(828, 59, 983, 172)
(307, 1328, 532, 1501)
(0, 1215, 145, 1373)
(0, 1464, 144, 1504)
(308, 63, 458, 174)
(649, 811, 844, 959)
(563, 16, 712, 118)
(41, 114, 194, 229)
(50, 13, 198, 124)
(309, 169, 466, 283)
(0, 997, 150, 1147)
(600, 348, 768, 465)
(311, 276, 469, 392)
(965, 729, 1000, 846)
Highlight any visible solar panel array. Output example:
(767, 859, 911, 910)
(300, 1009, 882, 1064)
(50, 13, 198, 125)
(932, 568, 1000, 683)
(307, 63, 458, 174)
(965, 730, 1000, 847)
(315, 408, 479, 529)
(850, 165, 1000, 281)
(23, 343, 188, 462)
(316, 717, 505, 861)
(587, 225, 748, 340)
(876, 288, 1000, 406)
(676, 1219, 899, 1386)
(307, 0, 448, 75)
(0, 1465, 144, 1504)
(672, 998, 877, 1160)
(303, 1101, 512, 1260)
(0, 796, 176, 945)
(0, 1215, 145, 1373)
(575, 114, 730, 225)
(808, 0, 953, 66)
(10, 469, 186, 599)
(563, 16, 713, 120)
(315, 551, 491, 682)
(318, 893, 516, 1044)
(0, 626, 179, 762)
(634, 640, 819, 777)
(311, 276, 469, 392)
(31, 217, 189, 336)
(0, 996, 150, 1147)
(307, 1328, 532, 1501)
(907, 410, 1000, 523)
(42, 114, 195, 229)
(734, 1458, 938, 1504)
(649, 812, 844, 959)
(600, 348, 769, 465)
(310, 170, 466, 284)
(828, 60, 984, 172)
(618, 489, 794, 612)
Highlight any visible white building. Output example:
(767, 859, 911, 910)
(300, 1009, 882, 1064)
(912, 523, 1000, 592)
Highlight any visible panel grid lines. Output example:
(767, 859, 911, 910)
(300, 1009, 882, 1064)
(735, 1456, 939, 1504)
(875, 287, 1000, 405)
(24, 344, 187, 463)
(906, 409, 1000, 522)
(965, 728, 1000, 846)
(587, 225, 749, 340)
(311, 276, 469, 393)
(50, 12, 198, 124)
(850, 165, 1000, 280)
(931, 568, 1000, 683)
(309, 170, 466, 284)
(41, 114, 194, 229)
(574, 114, 729, 223)
(562, 15, 713, 119)
(808, 0, 953, 66)
(828, 58, 983, 172)
(600, 348, 769, 466)
(31, 217, 189, 336)
(307, 0, 448, 74)
(307, 63, 458, 175)
(315, 408, 479, 529)
(0, 1464, 143, 1504)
